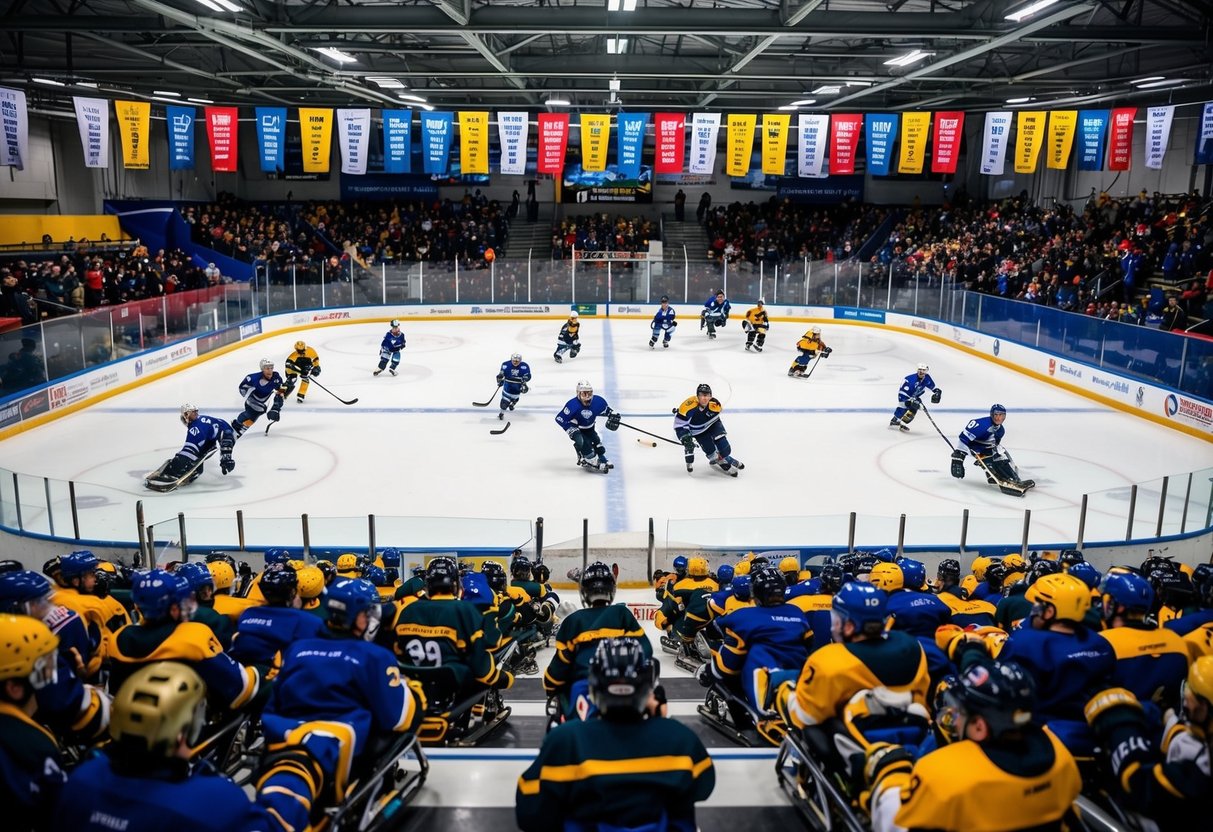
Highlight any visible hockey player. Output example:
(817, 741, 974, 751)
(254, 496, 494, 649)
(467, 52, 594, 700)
(889, 363, 941, 432)
(649, 295, 676, 349)
(950, 404, 1035, 490)
(673, 383, 745, 476)
(497, 352, 532, 421)
(146, 404, 237, 490)
(175, 562, 233, 648)
(228, 563, 325, 675)
(700, 289, 730, 339)
(553, 310, 581, 363)
(786, 562, 843, 654)
(374, 319, 405, 376)
(233, 360, 285, 437)
(51, 549, 125, 652)
(1097, 571, 1189, 712)
(517, 638, 714, 832)
(742, 298, 769, 351)
(655, 557, 717, 652)
(787, 325, 831, 377)
(554, 380, 619, 474)
(283, 339, 321, 403)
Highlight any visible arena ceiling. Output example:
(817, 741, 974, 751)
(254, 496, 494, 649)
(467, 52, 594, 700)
(2, 0, 1212, 114)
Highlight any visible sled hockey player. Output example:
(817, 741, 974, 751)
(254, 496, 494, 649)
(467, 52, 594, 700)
(743, 298, 769, 352)
(554, 380, 619, 474)
(283, 340, 321, 403)
(553, 310, 581, 363)
(655, 557, 717, 663)
(496, 352, 532, 421)
(788, 326, 831, 377)
(146, 404, 236, 492)
(700, 290, 731, 339)
(374, 319, 405, 376)
(233, 358, 285, 437)
(950, 404, 1035, 492)
(228, 563, 325, 675)
(649, 295, 677, 349)
(890, 363, 941, 432)
(673, 383, 745, 476)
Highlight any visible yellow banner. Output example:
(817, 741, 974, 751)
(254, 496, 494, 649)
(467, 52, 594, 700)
(726, 113, 757, 177)
(1045, 110, 1078, 170)
(761, 113, 791, 175)
(1014, 111, 1047, 173)
(115, 100, 150, 169)
(580, 114, 611, 172)
(458, 111, 490, 174)
(897, 112, 931, 174)
(299, 107, 333, 173)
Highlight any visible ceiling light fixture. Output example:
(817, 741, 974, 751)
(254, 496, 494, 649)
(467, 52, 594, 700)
(1006, 96, 1035, 104)
(32, 77, 66, 86)
(314, 47, 358, 65)
(1131, 76, 1165, 85)
(606, 37, 629, 54)
(76, 81, 99, 89)
(547, 97, 571, 106)
(153, 90, 181, 97)
(607, 0, 638, 10)
(397, 93, 428, 103)
(811, 85, 841, 95)
(1005, 0, 1062, 22)
(187, 97, 214, 104)
(789, 99, 817, 106)
(1134, 78, 1186, 89)
(884, 49, 933, 67)
(367, 77, 406, 89)
(193, 0, 224, 11)
(211, 0, 242, 11)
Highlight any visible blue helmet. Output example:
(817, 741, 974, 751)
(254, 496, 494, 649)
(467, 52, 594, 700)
(0, 571, 53, 614)
(672, 556, 688, 575)
(325, 578, 381, 632)
(1067, 561, 1101, 589)
(132, 569, 192, 621)
(461, 572, 494, 608)
(832, 581, 889, 628)
(990, 404, 1007, 418)
(176, 562, 214, 592)
(872, 549, 897, 563)
(898, 558, 927, 591)
(731, 574, 752, 602)
(363, 565, 388, 587)
(716, 563, 735, 585)
(1100, 571, 1153, 619)
(380, 548, 403, 568)
(60, 549, 99, 580)
(264, 548, 292, 566)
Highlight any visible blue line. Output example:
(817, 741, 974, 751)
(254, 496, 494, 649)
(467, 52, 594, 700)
(601, 318, 629, 533)
(95, 406, 1110, 416)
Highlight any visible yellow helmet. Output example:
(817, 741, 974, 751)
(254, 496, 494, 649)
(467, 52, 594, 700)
(1002, 554, 1026, 572)
(0, 614, 59, 683)
(1188, 656, 1213, 704)
(294, 340, 307, 353)
(734, 560, 752, 577)
(110, 662, 207, 757)
(96, 561, 118, 574)
(687, 557, 710, 578)
(207, 561, 235, 592)
(960, 574, 979, 596)
(287, 559, 307, 571)
(970, 556, 993, 581)
(336, 554, 360, 574)
(868, 562, 904, 592)
(779, 556, 800, 575)
(296, 566, 325, 600)
(1025, 573, 1091, 622)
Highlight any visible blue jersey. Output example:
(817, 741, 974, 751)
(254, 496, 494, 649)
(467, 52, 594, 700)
(179, 415, 235, 463)
(998, 626, 1116, 723)
(713, 604, 811, 708)
(1165, 608, 1213, 636)
(785, 579, 821, 600)
(239, 371, 284, 408)
(499, 360, 532, 393)
(959, 415, 1005, 455)
(652, 306, 676, 330)
(555, 394, 612, 432)
(703, 295, 730, 319)
(380, 330, 405, 353)
(229, 606, 326, 671)
(898, 372, 937, 403)
(886, 590, 951, 639)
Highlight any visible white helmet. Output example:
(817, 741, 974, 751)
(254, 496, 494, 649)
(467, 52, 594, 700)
(511, 352, 522, 363)
(810, 326, 821, 336)
(917, 362, 929, 372)
(757, 298, 765, 305)
(569, 310, 579, 319)
(576, 380, 593, 395)
(259, 358, 274, 370)
(180, 403, 198, 425)
(390, 319, 401, 328)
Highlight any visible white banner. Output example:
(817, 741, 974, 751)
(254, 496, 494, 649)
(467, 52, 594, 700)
(497, 111, 528, 175)
(72, 96, 109, 169)
(688, 112, 721, 175)
(980, 111, 1012, 175)
(1144, 105, 1174, 170)
(336, 108, 371, 175)
(797, 113, 829, 178)
(0, 87, 30, 170)
(1202, 102, 1213, 146)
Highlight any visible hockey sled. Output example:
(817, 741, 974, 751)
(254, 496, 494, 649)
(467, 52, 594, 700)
(697, 669, 794, 748)
(144, 449, 216, 493)
(324, 732, 429, 832)
(404, 664, 512, 748)
(973, 452, 1034, 498)
(776, 728, 870, 832)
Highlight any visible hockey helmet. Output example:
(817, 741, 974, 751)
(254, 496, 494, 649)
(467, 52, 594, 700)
(110, 662, 207, 758)
(324, 578, 381, 638)
(206, 561, 236, 592)
(1100, 571, 1153, 621)
(984, 560, 1009, 591)
(716, 563, 735, 585)
(295, 566, 325, 601)
(260, 563, 300, 605)
(1188, 656, 1213, 711)
(180, 403, 198, 425)
(363, 565, 388, 588)
(575, 380, 593, 396)
(731, 574, 753, 602)
(390, 319, 401, 328)
(336, 554, 361, 575)
(899, 558, 927, 591)
(0, 571, 53, 616)
(533, 563, 551, 584)
(1003, 554, 1027, 572)
(819, 563, 845, 595)
(0, 560, 21, 576)
(510, 352, 522, 364)
(259, 358, 274, 371)
(510, 556, 533, 581)
(580, 561, 617, 607)
(990, 403, 1007, 418)
(1024, 573, 1090, 623)
(869, 562, 904, 592)
(1025, 558, 1064, 586)
(970, 556, 995, 581)
(1192, 563, 1213, 609)
(832, 582, 889, 630)
(461, 572, 493, 608)
(59, 549, 99, 580)
(751, 566, 787, 607)
(687, 557, 710, 578)
(568, 310, 579, 319)
(379, 548, 402, 568)
(872, 548, 897, 564)
(916, 362, 929, 372)
(810, 325, 822, 336)
(1059, 549, 1086, 568)
(587, 637, 655, 718)
(176, 562, 214, 593)
(264, 548, 293, 566)
(756, 298, 765, 306)
(481, 561, 508, 593)
(779, 556, 800, 575)
(750, 555, 771, 569)
(660, 295, 670, 303)
(1066, 561, 1100, 589)
(672, 556, 688, 577)
(294, 340, 307, 352)
(733, 559, 751, 578)
(696, 383, 712, 397)
(0, 614, 59, 688)
(937, 559, 962, 586)
(132, 570, 193, 622)
(940, 660, 1035, 740)
(425, 558, 460, 596)
(42, 556, 62, 585)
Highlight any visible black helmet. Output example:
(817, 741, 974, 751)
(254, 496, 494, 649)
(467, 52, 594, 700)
(533, 563, 551, 584)
(941, 659, 1036, 739)
(205, 552, 237, 570)
(511, 557, 533, 581)
(819, 563, 845, 594)
(936, 559, 961, 586)
(1140, 554, 1177, 579)
(749, 555, 770, 569)
(751, 566, 787, 607)
(426, 557, 459, 596)
(696, 383, 712, 397)
(1192, 563, 1213, 609)
(260, 563, 299, 606)
(1150, 569, 1194, 611)
(481, 561, 507, 593)
(0, 560, 23, 576)
(1059, 549, 1085, 568)
(984, 561, 1009, 591)
(1025, 559, 1063, 585)
(580, 561, 617, 606)
(588, 637, 655, 719)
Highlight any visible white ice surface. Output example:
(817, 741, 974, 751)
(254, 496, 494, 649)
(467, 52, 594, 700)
(3, 317, 1210, 551)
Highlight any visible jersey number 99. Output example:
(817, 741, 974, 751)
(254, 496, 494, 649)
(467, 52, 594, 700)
(404, 639, 443, 666)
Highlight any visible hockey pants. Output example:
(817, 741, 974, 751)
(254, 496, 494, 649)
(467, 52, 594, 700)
(554, 339, 580, 359)
(571, 428, 606, 461)
(745, 327, 767, 348)
(704, 315, 725, 335)
(500, 383, 524, 414)
(285, 372, 310, 399)
(791, 349, 816, 370)
(892, 397, 920, 423)
(651, 323, 673, 345)
(377, 349, 401, 372)
(694, 430, 733, 460)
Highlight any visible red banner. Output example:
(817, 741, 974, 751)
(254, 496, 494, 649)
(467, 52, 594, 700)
(654, 113, 686, 174)
(829, 114, 862, 175)
(930, 111, 965, 174)
(537, 113, 570, 175)
(205, 106, 239, 173)
(1106, 107, 1136, 171)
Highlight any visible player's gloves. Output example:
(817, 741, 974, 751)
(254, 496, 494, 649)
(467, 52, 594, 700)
(520, 383, 529, 394)
(652, 683, 668, 710)
(605, 411, 621, 431)
(950, 449, 966, 479)
(823, 346, 833, 357)
(861, 742, 913, 810)
(667, 320, 677, 328)
(266, 408, 281, 422)
(742, 320, 752, 332)
(1084, 688, 1154, 783)
(220, 453, 235, 475)
(681, 434, 695, 453)
(496, 373, 504, 386)
(931, 388, 942, 404)
(909, 397, 922, 412)
(310, 365, 320, 377)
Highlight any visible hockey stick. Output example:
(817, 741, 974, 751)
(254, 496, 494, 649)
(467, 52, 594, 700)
(922, 403, 1027, 497)
(617, 420, 682, 446)
(919, 403, 955, 451)
(473, 387, 501, 407)
(490, 421, 511, 436)
(802, 353, 825, 381)
(307, 377, 359, 406)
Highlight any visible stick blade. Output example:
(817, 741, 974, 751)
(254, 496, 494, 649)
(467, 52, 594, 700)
(490, 422, 511, 436)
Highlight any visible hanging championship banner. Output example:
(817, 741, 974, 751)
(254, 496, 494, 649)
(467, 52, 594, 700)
(615, 112, 648, 180)
(166, 105, 195, 170)
(383, 109, 412, 173)
(420, 111, 454, 175)
(0, 87, 28, 170)
(760, 113, 790, 176)
(1196, 102, 1213, 166)
(654, 113, 685, 174)
(496, 111, 527, 175)
(255, 107, 286, 172)
(537, 113, 570, 174)
(1013, 111, 1046, 174)
(829, 114, 862, 175)
(1077, 110, 1109, 171)
(1045, 110, 1077, 170)
(864, 113, 899, 176)
(897, 112, 931, 174)
(205, 106, 239, 173)
(457, 111, 489, 175)
(337, 109, 371, 175)
(298, 108, 333, 173)
(580, 113, 611, 172)
(797, 113, 829, 178)
(931, 111, 964, 174)
(980, 111, 1012, 175)
(725, 114, 756, 177)
(115, 100, 150, 170)
(688, 113, 721, 174)
(1107, 107, 1136, 171)
(72, 96, 109, 169)
(1144, 106, 1174, 170)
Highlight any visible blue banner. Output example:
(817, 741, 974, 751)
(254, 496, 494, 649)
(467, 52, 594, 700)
(255, 107, 286, 173)
(420, 111, 454, 175)
(615, 112, 649, 180)
(864, 113, 899, 176)
(165, 105, 195, 170)
(1077, 109, 1109, 171)
(383, 109, 412, 173)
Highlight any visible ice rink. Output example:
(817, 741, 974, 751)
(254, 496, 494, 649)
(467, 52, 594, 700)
(3, 315, 1211, 551)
